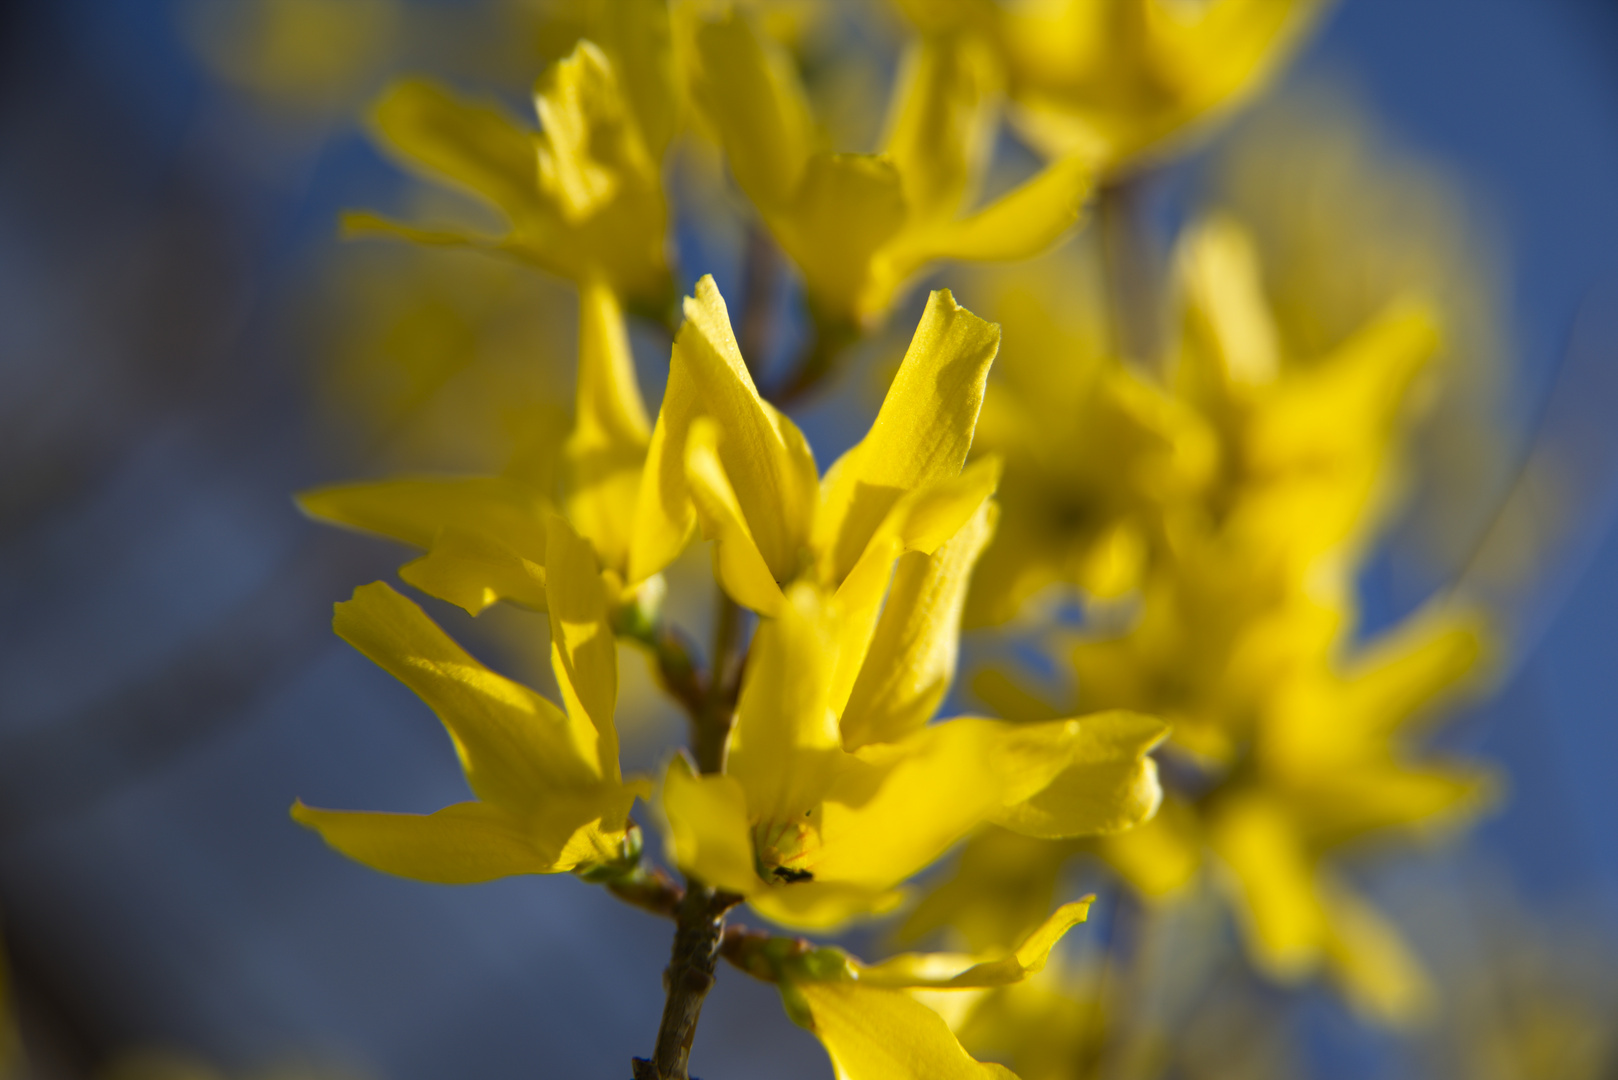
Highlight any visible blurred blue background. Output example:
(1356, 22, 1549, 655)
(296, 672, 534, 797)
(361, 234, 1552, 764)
(2, 1, 1617, 1077)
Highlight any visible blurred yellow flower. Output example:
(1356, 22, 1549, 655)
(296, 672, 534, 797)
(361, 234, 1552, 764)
(898, 0, 1324, 174)
(685, 9, 1091, 330)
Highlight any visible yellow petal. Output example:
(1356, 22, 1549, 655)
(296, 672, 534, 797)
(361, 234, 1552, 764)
(334, 582, 602, 812)
(631, 276, 817, 584)
(399, 526, 547, 615)
(883, 36, 998, 226)
(991, 711, 1168, 838)
(590, 0, 678, 159)
(685, 417, 788, 616)
(841, 499, 997, 749)
(534, 42, 656, 225)
(786, 981, 1017, 1080)
(691, 10, 812, 214)
(545, 515, 621, 780)
(291, 799, 615, 882)
(1094, 795, 1204, 898)
(1320, 877, 1433, 1027)
(297, 475, 550, 560)
(778, 152, 908, 325)
(563, 277, 651, 571)
(660, 755, 759, 896)
(891, 157, 1092, 269)
(856, 897, 1092, 988)
(811, 717, 1082, 892)
(370, 77, 545, 228)
(829, 459, 1002, 716)
(1207, 790, 1327, 981)
(729, 583, 843, 825)
(628, 354, 698, 585)
(816, 290, 1001, 584)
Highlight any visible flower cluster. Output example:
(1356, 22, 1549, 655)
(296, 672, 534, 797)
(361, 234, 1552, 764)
(279, 2, 1501, 1077)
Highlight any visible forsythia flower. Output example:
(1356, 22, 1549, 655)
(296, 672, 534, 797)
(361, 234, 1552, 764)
(940, 211, 1493, 1023)
(898, 0, 1324, 174)
(686, 9, 1091, 330)
(961, 251, 1216, 624)
(292, 515, 649, 881)
(346, 6, 675, 311)
(633, 277, 1166, 928)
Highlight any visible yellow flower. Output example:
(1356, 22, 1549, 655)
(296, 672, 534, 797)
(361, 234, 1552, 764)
(685, 10, 1091, 329)
(292, 515, 649, 882)
(661, 584, 1160, 930)
(959, 249, 1217, 625)
(346, 14, 674, 310)
(767, 899, 1094, 1079)
(899, 0, 1324, 174)
(631, 277, 1165, 928)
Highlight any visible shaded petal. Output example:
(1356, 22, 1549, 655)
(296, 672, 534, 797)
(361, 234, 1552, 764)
(1321, 876, 1433, 1027)
(778, 152, 907, 325)
(1207, 791, 1327, 980)
(883, 36, 998, 226)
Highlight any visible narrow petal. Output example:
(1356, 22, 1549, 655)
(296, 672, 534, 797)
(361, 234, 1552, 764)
(661, 756, 759, 896)
(829, 460, 1001, 716)
(334, 582, 601, 812)
(1321, 877, 1433, 1026)
(297, 475, 550, 560)
(883, 36, 997, 226)
(1207, 791, 1328, 981)
(691, 11, 812, 213)
(370, 78, 547, 228)
(816, 290, 1000, 584)
(686, 418, 788, 616)
(564, 278, 650, 572)
(291, 801, 572, 883)
(533, 42, 655, 225)
(891, 157, 1091, 268)
(841, 499, 997, 749)
(399, 526, 547, 615)
(545, 515, 621, 779)
(785, 981, 1017, 1080)
(991, 711, 1168, 839)
(628, 353, 698, 585)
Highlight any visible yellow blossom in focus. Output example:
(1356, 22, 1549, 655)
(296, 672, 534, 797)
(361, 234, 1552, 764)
(292, 515, 649, 882)
(639, 277, 1166, 929)
(684, 8, 1092, 330)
